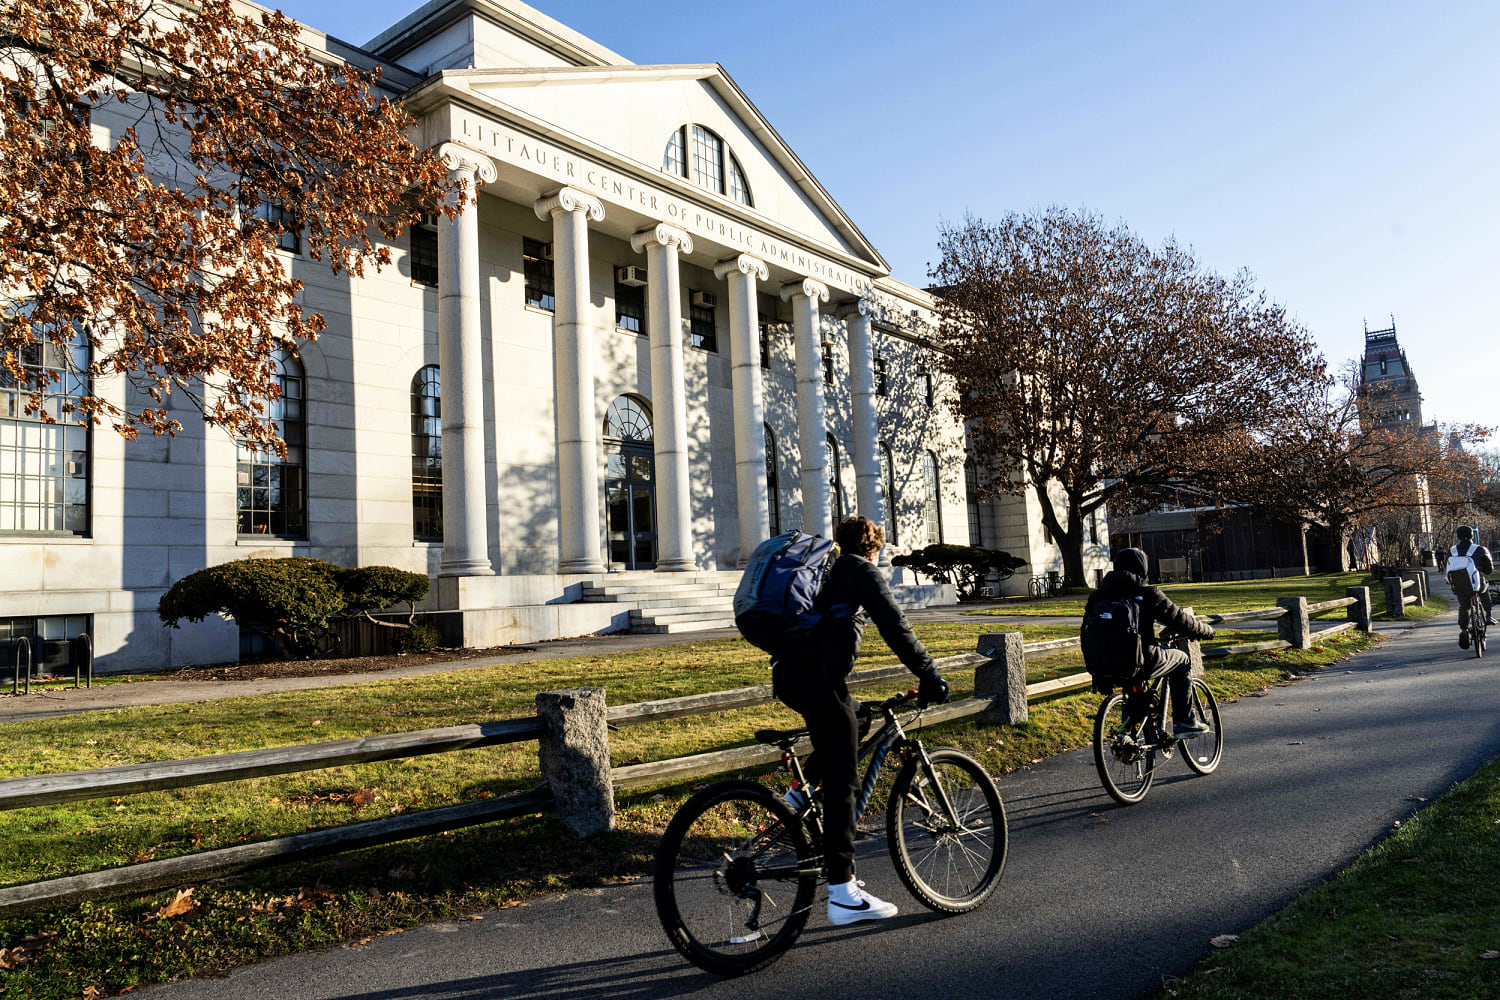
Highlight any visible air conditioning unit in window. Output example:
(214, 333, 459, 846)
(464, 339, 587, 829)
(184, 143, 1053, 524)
(66, 461, 83, 476)
(616, 265, 647, 286)
(691, 291, 717, 308)
(540, 242, 554, 259)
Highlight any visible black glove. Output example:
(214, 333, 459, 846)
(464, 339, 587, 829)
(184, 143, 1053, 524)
(917, 673, 949, 708)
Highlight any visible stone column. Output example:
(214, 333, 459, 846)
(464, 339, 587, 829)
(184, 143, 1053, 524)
(975, 632, 1026, 726)
(782, 278, 831, 537)
(436, 144, 497, 577)
(840, 298, 886, 563)
(632, 224, 696, 572)
(536, 188, 607, 575)
(715, 254, 771, 565)
(536, 687, 615, 838)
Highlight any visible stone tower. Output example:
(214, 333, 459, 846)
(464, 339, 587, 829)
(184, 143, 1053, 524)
(1358, 318, 1424, 430)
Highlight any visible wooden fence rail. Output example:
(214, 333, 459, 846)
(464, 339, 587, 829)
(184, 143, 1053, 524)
(0, 577, 1396, 918)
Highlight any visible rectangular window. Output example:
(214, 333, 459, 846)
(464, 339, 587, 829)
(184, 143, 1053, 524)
(523, 238, 555, 311)
(822, 343, 834, 385)
(0, 323, 90, 534)
(410, 216, 438, 286)
(236, 352, 305, 538)
(0, 614, 91, 675)
(690, 302, 717, 352)
(615, 280, 645, 334)
(874, 356, 889, 396)
(259, 201, 300, 254)
(918, 371, 935, 407)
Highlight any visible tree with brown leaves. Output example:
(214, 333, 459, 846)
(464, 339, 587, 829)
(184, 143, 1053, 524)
(931, 206, 1325, 587)
(1, 0, 462, 453)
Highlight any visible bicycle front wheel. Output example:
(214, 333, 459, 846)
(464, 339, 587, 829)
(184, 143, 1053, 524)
(1180, 678, 1223, 775)
(654, 780, 817, 977)
(887, 748, 1007, 913)
(1094, 693, 1156, 804)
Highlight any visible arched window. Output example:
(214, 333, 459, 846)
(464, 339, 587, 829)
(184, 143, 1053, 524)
(411, 365, 442, 540)
(965, 460, 982, 547)
(604, 395, 653, 442)
(0, 311, 89, 534)
(923, 450, 943, 545)
(827, 433, 846, 524)
(662, 124, 753, 206)
(237, 349, 305, 537)
(764, 423, 781, 535)
(880, 442, 897, 546)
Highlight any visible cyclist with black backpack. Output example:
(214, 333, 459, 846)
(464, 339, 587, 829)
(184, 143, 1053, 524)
(1082, 548, 1215, 739)
(769, 515, 949, 926)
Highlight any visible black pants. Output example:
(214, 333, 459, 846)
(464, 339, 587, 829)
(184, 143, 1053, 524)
(1458, 588, 1493, 631)
(772, 662, 860, 884)
(1145, 646, 1192, 723)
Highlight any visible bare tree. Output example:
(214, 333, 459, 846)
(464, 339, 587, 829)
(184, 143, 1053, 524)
(931, 206, 1324, 586)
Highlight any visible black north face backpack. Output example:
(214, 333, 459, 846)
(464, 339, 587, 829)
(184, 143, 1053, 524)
(1081, 594, 1145, 694)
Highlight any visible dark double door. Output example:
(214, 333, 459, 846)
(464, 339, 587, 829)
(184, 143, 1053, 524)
(606, 443, 657, 570)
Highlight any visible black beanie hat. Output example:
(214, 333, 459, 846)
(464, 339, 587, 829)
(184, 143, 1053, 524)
(1457, 525, 1474, 543)
(1113, 547, 1149, 578)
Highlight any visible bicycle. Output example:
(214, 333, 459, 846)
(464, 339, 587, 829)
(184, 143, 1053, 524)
(1028, 572, 1064, 599)
(653, 690, 1007, 976)
(1462, 590, 1488, 657)
(1092, 638, 1223, 805)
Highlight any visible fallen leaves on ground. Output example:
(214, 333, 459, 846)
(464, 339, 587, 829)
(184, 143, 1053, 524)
(152, 889, 198, 920)
(1209, 934, 1239, 949)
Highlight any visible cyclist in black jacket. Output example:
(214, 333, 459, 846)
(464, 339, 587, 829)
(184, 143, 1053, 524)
(1087, 547, 1215, 738)
(772, 515, 949, 926)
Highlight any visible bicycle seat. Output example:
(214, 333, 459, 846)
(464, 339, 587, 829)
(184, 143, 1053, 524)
(754, 727, 808, 747)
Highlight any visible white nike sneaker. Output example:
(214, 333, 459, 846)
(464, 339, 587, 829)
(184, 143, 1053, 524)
(826, 880, 898, 926)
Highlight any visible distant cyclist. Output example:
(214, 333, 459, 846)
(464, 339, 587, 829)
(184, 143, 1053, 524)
(1085, 548, 1216, 738)
(1447, 525, 1495, 648)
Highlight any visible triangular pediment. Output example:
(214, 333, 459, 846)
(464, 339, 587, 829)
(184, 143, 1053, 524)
(438, 65, 886, 271)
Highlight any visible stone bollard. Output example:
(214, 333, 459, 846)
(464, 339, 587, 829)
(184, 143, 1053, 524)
(1403, 569, 1426, 607)
(1383, 577, 1407, 619)
(975, 632, 1027, 727)
(536, 687, 615, 837)
(1277, 596, 1312, 650)
(1346, 586, 1372, 631)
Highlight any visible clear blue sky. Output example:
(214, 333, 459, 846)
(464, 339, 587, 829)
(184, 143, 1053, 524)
(276, 0, 1500, 432)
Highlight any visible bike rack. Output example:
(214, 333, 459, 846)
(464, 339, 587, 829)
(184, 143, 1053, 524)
(72, 633, 92, 689)
(9, 637, 31, 696)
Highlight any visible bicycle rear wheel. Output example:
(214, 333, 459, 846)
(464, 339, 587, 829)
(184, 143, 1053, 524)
(1094, 692, 1156, 804)
(1180, 678, 1223, 775)
(887, 748, 1008, 913)
(654, 780, 817, 977)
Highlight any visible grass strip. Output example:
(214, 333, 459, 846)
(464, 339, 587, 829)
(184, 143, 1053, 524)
(1158, 752, 1500, 1000)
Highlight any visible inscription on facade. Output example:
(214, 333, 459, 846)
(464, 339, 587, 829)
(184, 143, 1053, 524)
(454, 114, 873, 296)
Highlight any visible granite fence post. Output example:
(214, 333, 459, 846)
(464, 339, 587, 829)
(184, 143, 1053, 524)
(536, 687, 615, 837)
(1277, 596, 1311, 650)
(1346, 586, 1372, 631)
(975, 632, 1027, 726)
(1383, 577, 1407, 619)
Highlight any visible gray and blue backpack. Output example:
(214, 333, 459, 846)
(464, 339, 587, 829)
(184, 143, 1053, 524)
(734, 531, 839, 654)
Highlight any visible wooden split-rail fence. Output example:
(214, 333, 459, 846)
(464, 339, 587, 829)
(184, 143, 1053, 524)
(0, 584, 1390, 919)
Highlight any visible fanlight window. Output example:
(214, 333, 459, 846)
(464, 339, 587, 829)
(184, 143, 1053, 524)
(604, 396, 653, 442)
(662, 124, 753, 207)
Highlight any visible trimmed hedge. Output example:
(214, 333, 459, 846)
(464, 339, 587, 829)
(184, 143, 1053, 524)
(158, 557, 430, 658)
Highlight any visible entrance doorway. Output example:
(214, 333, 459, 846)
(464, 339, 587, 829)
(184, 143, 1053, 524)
(604, 396, 657, 570)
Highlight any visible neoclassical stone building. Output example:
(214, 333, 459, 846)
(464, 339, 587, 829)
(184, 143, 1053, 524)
(1, 0, 1104, 672)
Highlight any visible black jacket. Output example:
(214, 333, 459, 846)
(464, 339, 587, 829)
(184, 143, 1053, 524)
(775, 554, 936, 683)
(1084, 568, 1213, 669)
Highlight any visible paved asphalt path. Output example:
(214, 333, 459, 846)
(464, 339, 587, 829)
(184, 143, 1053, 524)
(142, 579, 1500, 1000)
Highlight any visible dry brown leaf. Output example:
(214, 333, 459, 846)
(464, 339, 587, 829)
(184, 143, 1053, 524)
(1209, 934, 1239, 949)
(153, 888, 198, 920)
(351, 788, 377, 807)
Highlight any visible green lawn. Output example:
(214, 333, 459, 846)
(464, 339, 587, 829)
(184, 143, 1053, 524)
(1158, 753, 1500, 1000)
(0, 588, 1391, 998)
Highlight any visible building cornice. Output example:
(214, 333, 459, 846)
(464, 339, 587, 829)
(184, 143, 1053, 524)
(364, 0, 631, 68)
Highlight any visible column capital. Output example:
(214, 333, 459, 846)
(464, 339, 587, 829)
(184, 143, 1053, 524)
(534, 187, 605, 222)
(780, 277, 830, 304)
(835, 298, 871, 320)
(631, 222, 693, 255)
(714, 254, 769, 281)
(436, 143, 497, 184)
